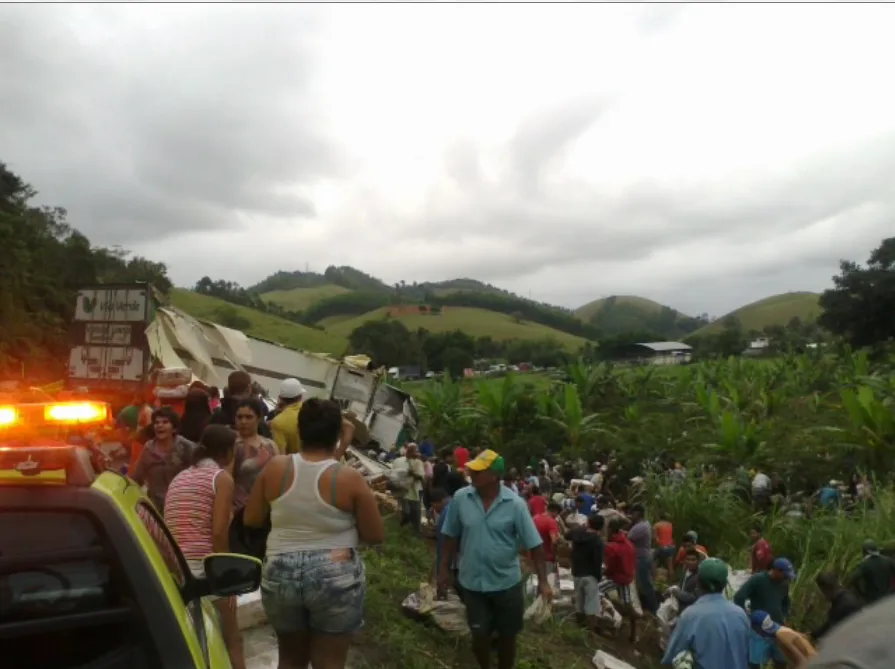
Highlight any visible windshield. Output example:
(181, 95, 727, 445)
(0, 510, 161, 669)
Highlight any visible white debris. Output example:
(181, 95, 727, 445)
(592, 650, 638, 669)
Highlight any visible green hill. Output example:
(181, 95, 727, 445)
(169, 289, 347, 355)
(691, 292, 821, 336)
(325, 306, 588, 349)
(575, 295, 704, 338)
(576, 295, 670, 321)
(262, 284, 351, 311)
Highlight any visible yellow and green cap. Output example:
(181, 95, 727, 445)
(466, 449, 505, 474)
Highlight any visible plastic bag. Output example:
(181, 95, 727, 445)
(523, 596, 552, 624)
(154, 384, 189, 399)
(592, 650, 637, 669)
(657, 595, 680, 650)
(418, 583, 437, 614)
(598, 596, 623, 630)
(155, 367, 192, 387)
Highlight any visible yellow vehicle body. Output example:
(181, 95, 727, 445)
(0, 398, 261, 669)
(93, 471, 234, 668)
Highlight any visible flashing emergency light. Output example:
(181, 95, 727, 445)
(0, 401, 110, 430)
(44, 401, 108, 423)
(0, 407, 17, 427)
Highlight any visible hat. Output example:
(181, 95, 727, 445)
(684, 531, 699, 543)
(697, 558, 729, 591)
(750, 610, 781, 636)
(466, 449, 506, 474)
(279, 378, 306, 399)
(772, 557, 797, 580)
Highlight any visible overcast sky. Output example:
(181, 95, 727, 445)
(3, 3, 895, 317)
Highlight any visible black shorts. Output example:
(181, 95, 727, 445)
(458, 581, 525, 638)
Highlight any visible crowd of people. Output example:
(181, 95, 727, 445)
(388, 447, 895, 669)
(114, 369, 895, 669)
(116, 369, 384, 669)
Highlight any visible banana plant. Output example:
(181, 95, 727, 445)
(826, 385, 895, 472)
(539, 383, 616, 459)
(704, 408, 765, 465)
(414, 374, 462, 443)
(462, 374, 522, 450)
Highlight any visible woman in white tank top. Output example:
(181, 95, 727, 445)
(244, 399, 385, 669)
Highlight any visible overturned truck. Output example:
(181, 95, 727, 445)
(67, 283, 417, 450)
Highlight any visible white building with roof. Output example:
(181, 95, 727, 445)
(629, 341, 693, 365)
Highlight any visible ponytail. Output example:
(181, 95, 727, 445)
(194, 424, 237, 466)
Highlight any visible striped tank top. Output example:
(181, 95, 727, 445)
(164, 459, 222, 562)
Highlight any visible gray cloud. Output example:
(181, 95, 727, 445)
(0, 5, 344, 245)
(3, 4, 894, 318)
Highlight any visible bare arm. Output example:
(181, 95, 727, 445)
(352, 472, 385, 545)
(244, 459, 275, 528)
(529, 545, 550, 586)
(211, 471, 234, 553)
(333, 419, 355, 462)
(131, 447, 149, 486)
(440, 537, 459, 577)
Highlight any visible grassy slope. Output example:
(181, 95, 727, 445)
(326, 307, 589, 350)
(262, 284, 352, 311)
(168, 289, 348, 355)
(574, 295, 675, 323)
(357, 516, 657, 669)
(691, 292, 821, 336)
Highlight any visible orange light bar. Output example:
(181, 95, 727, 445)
(43, 402, 109, 424)
(0, 407, 18, 428)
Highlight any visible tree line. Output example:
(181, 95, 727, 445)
(346, 320, 575, 375)
(0, 163, 173, 378)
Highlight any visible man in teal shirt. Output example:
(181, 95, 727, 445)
(734, 557, 795, 669)
(439, 449, 552, 669)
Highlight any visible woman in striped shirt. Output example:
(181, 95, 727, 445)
(165, 424, 245, 669)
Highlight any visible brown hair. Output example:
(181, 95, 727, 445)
(227, 371, 252, 396)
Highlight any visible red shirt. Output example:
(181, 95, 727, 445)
(528, 495, 547, 517)
(604, 532, 636, 585)
(675, 544, 709, 566)
(533, 513, 560, 562)
(751, 538, 773, 573)
(454, 446, 470, 470)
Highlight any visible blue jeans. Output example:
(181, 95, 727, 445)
(636, 555, 658, 614)
(261, 548, 366, 635)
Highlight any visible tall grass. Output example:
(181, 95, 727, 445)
(647, 478, 895, 629)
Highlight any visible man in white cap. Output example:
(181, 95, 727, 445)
(270, 378, 306, 454)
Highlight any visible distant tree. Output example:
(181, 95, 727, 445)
(511, 310, 525, 324)
(442, 346, 474, 378)
(348, 320, 420, 368)
(819, 237, 895, 349)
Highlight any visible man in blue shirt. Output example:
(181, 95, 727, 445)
(663, 558, 751, 669)
(439, 449, 552, 669)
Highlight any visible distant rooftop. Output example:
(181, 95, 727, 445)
(635, 341, 693, 352)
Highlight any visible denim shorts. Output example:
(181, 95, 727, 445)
(573, 576, 602, 616)
(261, 548, 366, 635)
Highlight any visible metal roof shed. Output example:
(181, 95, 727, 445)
(635, 342, 693, 352)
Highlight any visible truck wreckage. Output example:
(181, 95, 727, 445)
(68, 284, 418, 452)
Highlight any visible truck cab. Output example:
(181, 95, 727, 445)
(0, 399, 261, 669)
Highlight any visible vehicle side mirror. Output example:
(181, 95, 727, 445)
(202, 553, 262, 597)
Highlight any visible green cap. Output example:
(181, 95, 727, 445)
(698, 558, 729, 592)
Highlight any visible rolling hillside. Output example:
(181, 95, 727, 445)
(261, 284, 351, 311)
(169, 289, 347, 355)
(691, 292, 821, 336)
(576, 295, 672, 322)
(575, 294, 704, 338)
(324, 307, 589, 349)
